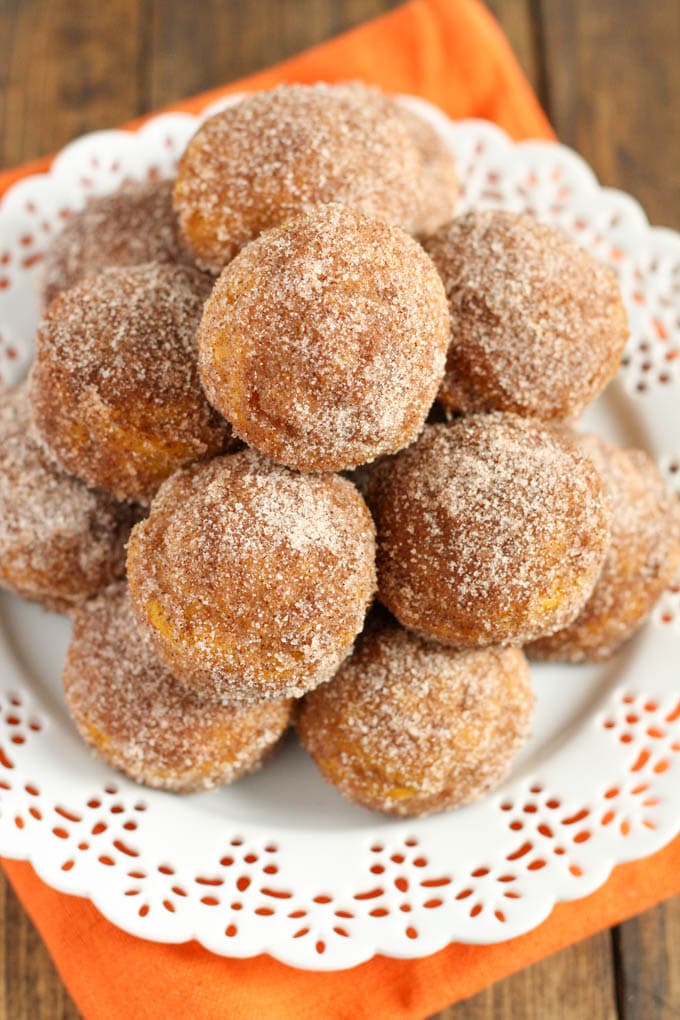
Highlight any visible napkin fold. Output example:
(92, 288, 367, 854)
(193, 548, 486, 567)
(1, 1, 677, 1018)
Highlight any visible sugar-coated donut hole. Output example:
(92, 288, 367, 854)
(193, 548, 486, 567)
(298, 619, 534, 817)
(42, 179, 191, 308)
(527, 432, 680, 662)
(424, 209, 629, 420)
(173, 82, 440, 273)
(126, 449, 377, 705)
(391, 102, 459, 235)
(197, 203, 451, 472)
(64, 582, 293, 792)
(30, 262, 235, 503)
(367, 413, 612, 647)
(0, 385, 139, 611)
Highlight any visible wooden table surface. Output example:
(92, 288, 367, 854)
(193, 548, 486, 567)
(0, 2, 678, 1018)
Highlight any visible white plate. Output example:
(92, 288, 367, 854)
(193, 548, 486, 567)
(0, 95, 679, 971)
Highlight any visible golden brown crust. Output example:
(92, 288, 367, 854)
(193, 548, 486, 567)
(42, 179, 192, 307)
(423, 210, 628, 420)
(0, 385, 139, 612)
(173, 83, 431, 273)
(197, 204, 451, 472)
(64, 582, 292, 792)
(527, 433, 680, 662)
(30, 263, 234, 503)
(126, 449, 377, 704)
(297, 620, 533, 817)
(367, 414, 612, 647)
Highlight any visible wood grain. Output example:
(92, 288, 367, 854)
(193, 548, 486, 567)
(539, 0, 680, 230)
(0, 1, 678, 1018)
(146, 0, 398, 109)
(613, 897, 680, 1020)
(0, 877, 80, 1020)
(0, 0, 145, 167)
(485, 0, 541, 95)
(434, 931, 618, 1019)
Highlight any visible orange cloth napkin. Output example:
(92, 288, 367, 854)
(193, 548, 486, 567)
(1, 1, 677, 1017)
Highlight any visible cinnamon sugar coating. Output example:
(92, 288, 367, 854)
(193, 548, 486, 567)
(528, 433, 680, 662)
(126, 450, 377, 705)
(42, 179, 190, 308)
(297, 619, 533, 817)
(64, 583, 292, 792)
(367, 414, 612, 647)
(173, 83, 433, 273)
(424, 210, 628, 420)
(333, 83, 458, 234)
(0, 385, 138, 612)
(392, 103, 458, 234)
(30, 263, 234, 503)
(197, 204, 451, 472)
